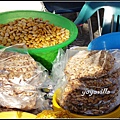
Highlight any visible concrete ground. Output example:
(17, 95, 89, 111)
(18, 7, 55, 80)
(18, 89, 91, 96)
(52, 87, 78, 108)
(61, 9, 104, 48)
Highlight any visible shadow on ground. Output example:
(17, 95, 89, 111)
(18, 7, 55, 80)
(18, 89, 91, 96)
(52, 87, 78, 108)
(61, 9, 104, 47)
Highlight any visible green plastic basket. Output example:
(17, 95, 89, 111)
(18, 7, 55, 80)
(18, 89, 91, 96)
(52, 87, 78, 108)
(0, 10, 78, 71)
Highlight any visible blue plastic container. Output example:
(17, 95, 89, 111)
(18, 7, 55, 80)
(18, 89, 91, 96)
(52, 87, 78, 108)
(87, 32, 120, 50)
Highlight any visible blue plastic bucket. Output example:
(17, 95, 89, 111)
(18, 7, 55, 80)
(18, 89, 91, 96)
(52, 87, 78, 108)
(87, 32, 120, 50)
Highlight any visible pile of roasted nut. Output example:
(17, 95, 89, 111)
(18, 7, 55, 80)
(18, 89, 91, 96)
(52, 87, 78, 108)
(0, 51, 43, 111)
(36, 109, 71, 118)
(58, 50, 120, 116)
(0, 18, 70, 48)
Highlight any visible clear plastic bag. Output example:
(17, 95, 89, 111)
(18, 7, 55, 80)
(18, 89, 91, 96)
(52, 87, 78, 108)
(51, 48, 120, 116)
(0, 44, 54, 111)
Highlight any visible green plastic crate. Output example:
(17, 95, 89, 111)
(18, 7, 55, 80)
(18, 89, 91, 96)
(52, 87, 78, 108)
(0, 10, 78, 71)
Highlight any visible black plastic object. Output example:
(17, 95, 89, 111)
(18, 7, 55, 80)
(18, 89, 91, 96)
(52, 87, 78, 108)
(43, 2, 85, 14)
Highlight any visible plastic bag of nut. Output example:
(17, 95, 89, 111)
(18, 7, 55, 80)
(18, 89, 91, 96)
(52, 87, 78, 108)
(51, 48, 120, 116)
(0, 43, 55, 112)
